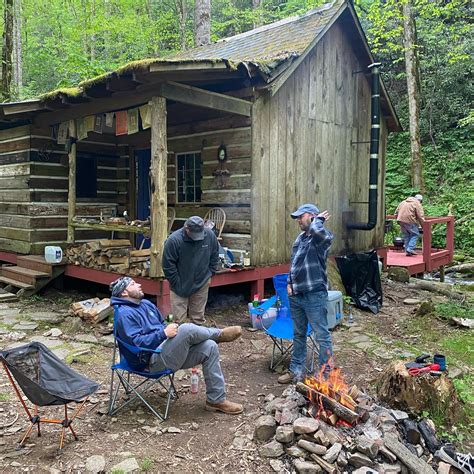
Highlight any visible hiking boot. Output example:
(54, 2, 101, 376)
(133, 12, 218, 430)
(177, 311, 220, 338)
(436, 446, 474, 474)
(217, 326, 242, 343)
(277, 371, 295, 384)
(205, 399, 243, 415)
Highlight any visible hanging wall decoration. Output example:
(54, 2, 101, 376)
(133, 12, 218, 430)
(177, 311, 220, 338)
(212, 143, 231, 188)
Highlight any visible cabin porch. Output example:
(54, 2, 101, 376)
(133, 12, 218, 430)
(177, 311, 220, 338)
(385, 216, 455, 276)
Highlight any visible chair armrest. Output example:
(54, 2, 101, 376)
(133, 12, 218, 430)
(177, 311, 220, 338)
(116, 335, 163, 355)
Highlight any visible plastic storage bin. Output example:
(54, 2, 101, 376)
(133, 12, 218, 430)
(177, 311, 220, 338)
(248, 301, 278, 330)
(327, 290, 343, 329)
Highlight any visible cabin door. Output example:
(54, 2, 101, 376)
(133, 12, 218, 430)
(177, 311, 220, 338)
(136, 149, 151, 249)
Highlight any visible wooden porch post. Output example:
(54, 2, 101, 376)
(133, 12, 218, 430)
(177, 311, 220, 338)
(149, 97, 168, 278)
(67, 120, 77, 243)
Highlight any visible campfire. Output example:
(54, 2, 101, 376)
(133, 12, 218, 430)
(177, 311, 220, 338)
(296, 362, 366, 427)
(254, 363, 448, 473)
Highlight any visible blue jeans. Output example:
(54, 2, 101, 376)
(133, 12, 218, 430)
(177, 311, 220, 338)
(288, 289, 333, 377)
(399, 222, 419, 253)
(149, 324, 226, 404)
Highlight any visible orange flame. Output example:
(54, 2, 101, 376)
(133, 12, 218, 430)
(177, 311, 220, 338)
(304, 358, 356, 412)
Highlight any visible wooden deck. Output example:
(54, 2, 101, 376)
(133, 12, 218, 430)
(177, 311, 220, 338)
(385, 215, 454, 276)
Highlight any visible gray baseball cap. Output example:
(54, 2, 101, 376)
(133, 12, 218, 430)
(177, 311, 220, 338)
(184, 216, 205, 241)
(290, 203, 320, 219)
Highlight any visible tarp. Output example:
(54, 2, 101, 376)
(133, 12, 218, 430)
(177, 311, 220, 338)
(336, 250, 383, 314)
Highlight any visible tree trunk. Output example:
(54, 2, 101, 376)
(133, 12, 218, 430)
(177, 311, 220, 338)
(402, 0, 425, 194)
(12, 0, 22, 98)
(252, 0, 261, 28)
(194, 0, 211, 47)
(1, 0, 14, 101)
(176, 0, 188, 51)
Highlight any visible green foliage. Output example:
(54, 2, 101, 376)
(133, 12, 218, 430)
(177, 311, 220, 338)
(436, 301, 474, 321)
(386, 130, 474, 253)
(140, 458, 154, 472)
(0, 392, 10, 402)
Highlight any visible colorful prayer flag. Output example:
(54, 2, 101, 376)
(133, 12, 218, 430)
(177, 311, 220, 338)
(115, 111, 128, 136)
(76, 118, 88, 140)
(139, 104, 151, 130)
(105, 112, 114, 128)
(93, 115, 104, 134)
(57, 122, 69, 145)
(85, 115, 95, 132)
(127, 108, 139, 135)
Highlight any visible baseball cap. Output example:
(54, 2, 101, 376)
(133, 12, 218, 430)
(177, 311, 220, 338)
(184, 216, 205, 240)
(290, 203, 320, 219)
(414, 194, 423, 202)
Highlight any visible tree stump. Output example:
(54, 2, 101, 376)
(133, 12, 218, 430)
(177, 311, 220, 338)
(376, 362, 461, 422)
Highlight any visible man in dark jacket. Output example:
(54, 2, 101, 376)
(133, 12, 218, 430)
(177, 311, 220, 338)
(278, 203, 334, 384)
(110, 276, 243, 415)
(162, 216, 219, 324)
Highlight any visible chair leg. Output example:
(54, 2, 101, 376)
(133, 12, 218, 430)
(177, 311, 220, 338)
(109, 371, 176, 421)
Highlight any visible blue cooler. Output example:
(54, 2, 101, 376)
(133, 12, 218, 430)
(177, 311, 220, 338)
(327, 290, 343, 329)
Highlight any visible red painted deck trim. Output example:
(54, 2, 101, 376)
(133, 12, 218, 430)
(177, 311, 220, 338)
(385, 215, 454, 275)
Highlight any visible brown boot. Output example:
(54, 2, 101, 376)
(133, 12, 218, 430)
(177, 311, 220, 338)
(277, 371, 295, 384)
(205, 399, 243, 415)
(216, 326, 242, 343)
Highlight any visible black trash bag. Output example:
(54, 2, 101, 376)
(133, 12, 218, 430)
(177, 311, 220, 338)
(335, 250, 383, 314)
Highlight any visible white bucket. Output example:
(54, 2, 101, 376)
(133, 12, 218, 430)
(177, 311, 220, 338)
(44, 246, 63, 264)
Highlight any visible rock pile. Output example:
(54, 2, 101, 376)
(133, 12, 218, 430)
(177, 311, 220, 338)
(254, 385, 442, 473)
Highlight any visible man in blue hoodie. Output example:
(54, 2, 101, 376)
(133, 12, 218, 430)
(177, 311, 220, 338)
(110, 276, 243, 415)
(278, 203, 334, 384)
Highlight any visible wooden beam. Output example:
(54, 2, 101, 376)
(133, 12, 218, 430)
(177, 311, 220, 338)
(34, 83, 162, 127)
(149, 61, 228, 73)
(149, 97, 168, 278)
(67, 120, 77, 244)
(106, 78, 140, 92)
(161, 82, 251, 117)
(2, 100, 48, 116)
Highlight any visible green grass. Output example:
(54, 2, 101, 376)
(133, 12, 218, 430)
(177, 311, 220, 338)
(436, 301, 474, 321)
(141, 458, 154, 472)
(0, 392, 10, 402)
(441, 333, 474, 366)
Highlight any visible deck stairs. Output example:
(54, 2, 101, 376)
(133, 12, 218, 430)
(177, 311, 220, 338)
(0, 256, 66, 301)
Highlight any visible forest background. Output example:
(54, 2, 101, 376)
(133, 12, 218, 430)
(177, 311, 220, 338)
(1, 0, 472, 254)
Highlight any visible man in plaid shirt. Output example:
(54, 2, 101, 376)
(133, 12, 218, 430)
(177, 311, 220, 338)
(278, 203, 334, 384)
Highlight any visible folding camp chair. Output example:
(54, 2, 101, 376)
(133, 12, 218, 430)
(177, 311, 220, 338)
(0, 342, 99, 449)
(108, 306, 177, 421)
(253, 274, 318, 372)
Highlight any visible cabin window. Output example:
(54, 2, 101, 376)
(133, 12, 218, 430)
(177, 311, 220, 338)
(76, 154, 97, 198)
(176, 152, 202, 203)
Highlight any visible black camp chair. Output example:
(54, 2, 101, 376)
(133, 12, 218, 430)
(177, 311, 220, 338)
(0, 342, 99, 449)
(108, 305, 177, 421)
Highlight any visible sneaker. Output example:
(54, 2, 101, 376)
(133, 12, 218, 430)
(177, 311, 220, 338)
(277, 371, 295, 384)
(216, 326, 242, 343)
(205, 399, 243, 415)
(436, 446, 474, 474)
(406, 251, 416, 256)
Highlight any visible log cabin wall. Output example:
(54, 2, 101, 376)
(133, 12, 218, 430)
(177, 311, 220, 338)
(251, 20, 388, 265)
(0, 124, 127, 255)
(167, 115, 252, 253)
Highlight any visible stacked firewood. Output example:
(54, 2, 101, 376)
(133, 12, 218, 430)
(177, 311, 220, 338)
(65, 240, 150, 277)
(70, 297, 113, 324)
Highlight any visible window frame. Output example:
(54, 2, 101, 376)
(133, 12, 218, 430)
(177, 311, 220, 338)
(175, 151, 202, 204)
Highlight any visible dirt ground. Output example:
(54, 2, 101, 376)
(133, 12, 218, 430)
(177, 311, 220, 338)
(0, 277, 472, 473)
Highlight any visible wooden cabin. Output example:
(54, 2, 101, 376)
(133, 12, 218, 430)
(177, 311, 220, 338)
(0, 0, 400, 290)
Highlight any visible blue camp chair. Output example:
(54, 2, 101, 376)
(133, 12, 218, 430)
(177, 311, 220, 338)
(108, 306, 177, 421)
(251, 274, 318, 372)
